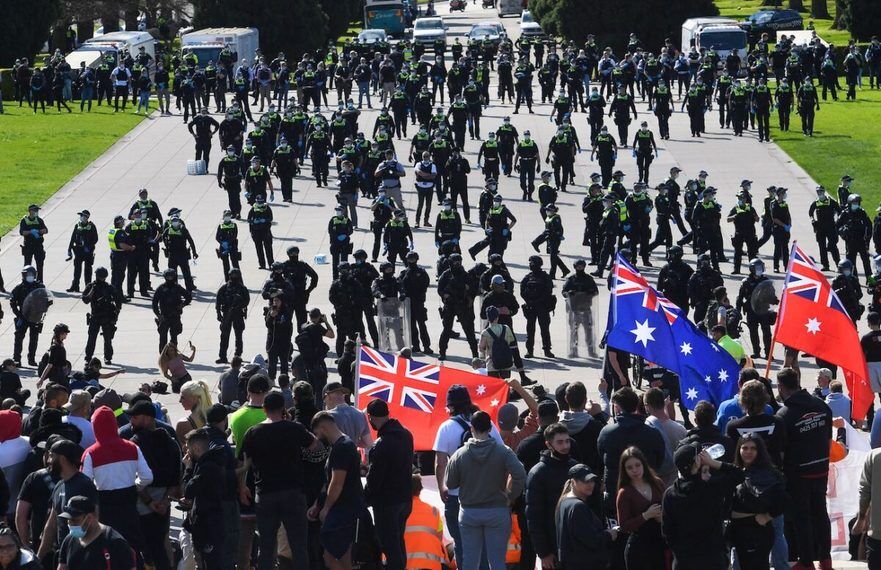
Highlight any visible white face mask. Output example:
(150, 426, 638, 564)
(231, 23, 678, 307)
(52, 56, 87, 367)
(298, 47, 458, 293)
(80, 216, 88, 223)
(223, 216, 232, 223)
(25, 275, 35, 283)
(737, 200, 744, 207)
(444, 205, 452, 212)
(755, 268, 764, 276)
(227, 151, 235, 156)
(844, 270, 852, 277)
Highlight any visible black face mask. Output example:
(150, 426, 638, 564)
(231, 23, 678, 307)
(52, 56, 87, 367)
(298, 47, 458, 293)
(529, 263, 540, 272)
(165, 277, 176, 284)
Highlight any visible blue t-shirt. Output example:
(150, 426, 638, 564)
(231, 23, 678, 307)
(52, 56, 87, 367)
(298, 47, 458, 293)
(715, 397, 773, 433)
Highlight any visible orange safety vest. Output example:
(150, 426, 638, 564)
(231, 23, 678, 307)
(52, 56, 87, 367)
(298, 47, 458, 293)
(506, 513, 522, 564)
(405, 498, 448, 570)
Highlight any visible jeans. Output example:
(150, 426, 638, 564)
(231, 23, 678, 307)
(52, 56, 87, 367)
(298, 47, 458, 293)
(373, 502, 412, 570)
(459, 506, 511, 570)
(771, 514, 788, 570)
(221, 500, 241, 570)
(255, 488, 309, 570)
(786, 475, 831, 565)
(357, 81, 371, 107)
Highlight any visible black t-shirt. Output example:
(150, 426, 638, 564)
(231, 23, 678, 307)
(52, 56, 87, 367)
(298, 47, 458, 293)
(726, 414, 788, 468)
(51, 472, 99, 545)
(240, 420, 315, 494)
(59, 526, 135, 570)
(18, 468, 59, 548)
(862, 330, 881, 363)
(0, 371, 22, 400)
(326, 435, 363, 511)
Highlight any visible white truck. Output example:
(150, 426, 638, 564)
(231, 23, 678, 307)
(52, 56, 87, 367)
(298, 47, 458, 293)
(66, 31, 156, 71)
(181, 27, 260, 68)
(681, 18, 748, 64)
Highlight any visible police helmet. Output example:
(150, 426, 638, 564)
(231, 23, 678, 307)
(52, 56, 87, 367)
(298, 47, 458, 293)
(449, 253, 463, 264)
(748, 258, 764, 272)
(287, 246, 300, 256)
(406, 251, 419, 260)
(353, 249, 368, 259)
(228, 268, 242, 279)
(271, 261, 284, 272)
(163, 268, 178, 279)
(380, 262, 394, 273)
(666, 245, 683, 261)
(114, 215, 125, 225)
(602, 194, 615, 203)
(838, 259, 854, 272)
(54, 323, 70, 335)
(489, 253, 503, 264)
(21, 265, 36, 275)
(574, 259, 587, 268)
(697, 253, 711, 267)
(546, 203, 558, 211)
(95, 267, 109, 280)
(528, 255, 543, 266)
(848, 194, 862, 204)
(612, 170, 625, 178)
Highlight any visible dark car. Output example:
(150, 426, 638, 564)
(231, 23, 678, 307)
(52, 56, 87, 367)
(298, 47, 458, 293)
(741, 9, 804, 43)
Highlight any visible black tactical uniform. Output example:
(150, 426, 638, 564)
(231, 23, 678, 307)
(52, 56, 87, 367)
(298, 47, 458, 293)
(162, 219, 198, 291)
(328, 210, 354, 279)
(399, 252, 432, 354)
(435, 204, 462, 255)
(469, 200, 517, 260)
(520, 257, 556, 357)
(19, 208, 47, 282)
(437, 256, 478, 359)
(736, 262, 775, 359)
(591, 129, 617, 187)
(351, 254, 381, 348)
(837, 197, 872, 279)
(531, 205, 569, 279)
(582, 185, 605, 264)
(282, 247, 319, 330)
(688, 255, 724, 327)
(265, 295, 293, 380)
(82, 268, 122, 364)
(593, 196, 624, 277)
(11, 269, 43, 366)
(656, 247, 694, 317)
(152, 270, 192, 353)
(832, 261, 864, 325)
(770, 191, 792, 272)
(66, 213, 99, 292)
(248, 198, 275, 270)
(809, 190, 840, 270)
(329, 265, 369, 356)
(215, 214, 240, 281)
(217, 150, 244, 218)
(692, 192, 724, 270)
(216, 269, 250, 363)
(728, 198, 760, 274)
(537, 176, 558, 221)
(383, 213, 414, 267)
(516, 135, 541, 200)
(125, 215, 155, 297)
(130, 193, 164, 271)
(625, 186, 653, 265)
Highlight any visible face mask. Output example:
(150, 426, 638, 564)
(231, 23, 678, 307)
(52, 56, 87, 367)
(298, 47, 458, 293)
(172, 221, 181, 229)
(852, 204, 860, 211)
(844, 270, 852, 277)
(779, 194, 787, 201)
(737, 200, 744, 207)
(25, 276, 35, 283)
(68, 525, 86, 539)
(444, 205, 452, 212)
(80, 216, 88, 223)
(524, 136, 531, 141)
(223, 216, 231, 223)
(817, 192, 825, 198)
(755, 268, 764, 276)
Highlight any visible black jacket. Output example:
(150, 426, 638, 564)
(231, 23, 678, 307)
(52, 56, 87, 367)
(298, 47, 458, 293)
(662, 463, 744, 569)
(555, 495, 613, 569)
(183, 446, 227, 548)
(365, 419, 414, 506)
(597, 413, 665, 494)
(526, 451, 577, 558)
(776, 389, 832, 477)
(679, 425, 735, 462)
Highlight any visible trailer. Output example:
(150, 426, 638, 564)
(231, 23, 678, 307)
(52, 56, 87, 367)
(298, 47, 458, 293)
(181, 27, 260, 68)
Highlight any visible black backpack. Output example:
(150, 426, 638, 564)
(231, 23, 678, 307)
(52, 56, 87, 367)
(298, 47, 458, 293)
(453, 416, 473, 449)
(486, 325, 514, 370)
(132, 427, 182, 488)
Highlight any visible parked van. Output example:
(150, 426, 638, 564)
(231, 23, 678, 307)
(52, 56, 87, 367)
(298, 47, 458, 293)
(498, 0, 522, 17)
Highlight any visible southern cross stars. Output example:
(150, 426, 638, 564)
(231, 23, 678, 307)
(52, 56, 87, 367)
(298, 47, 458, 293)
(630, 319, 656, 347)
(680, 342, 693, 356)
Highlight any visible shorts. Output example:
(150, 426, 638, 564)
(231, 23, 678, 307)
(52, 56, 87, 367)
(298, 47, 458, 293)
(320, 507, 357, 560)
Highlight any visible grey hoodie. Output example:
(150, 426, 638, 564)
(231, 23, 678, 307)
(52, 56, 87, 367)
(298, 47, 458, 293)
(445, 436, 527, 508)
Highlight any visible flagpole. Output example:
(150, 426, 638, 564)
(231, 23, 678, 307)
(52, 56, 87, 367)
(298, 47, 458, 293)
(354, 334, 362, 406)
(764, 241, 797, 379)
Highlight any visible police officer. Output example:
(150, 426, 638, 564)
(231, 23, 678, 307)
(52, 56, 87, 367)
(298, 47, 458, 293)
(838, 174, 855, 209)
(447, 148, 472, 222)
(244, 155, 274, 204)
(868, 255, 881, 315)
(129, 189, 164, 271)
(531, 203, 569, 279)
(515, 130, 541, 200)
(11, 266, 44, 366)
(372, 262, 406, 349)
(282, 246, 319, 330)
(692, 187, 724, 270)
(770, 187, 792, 272)
(590, 125, 617, 186)
(775, 77, 794, 131)
(688, 253, 724, 327)
(736, 259, 775, 359)
(809, 185, 840, 271)
(19, 205, 47, 282)
(66, 210, 98, 293)
(81, 267, 122, 365)
(477, 179, 498, 229)
(106, 216, 131, 299)
(437, 254, 478, 360)
(837, 194, 873, 280)
(582, 183, 605, 265)
(545, 125, 575, 192)
(217, 145, 244, 219)
(593, 194, 622, 278)
(477, 131, 501, 181)
(351, 250, 381, 348)
(469, 195, 517, 260)
(328, 204, 353, 279)
(215, 210, 240, 281)
(609, 86, 638, 146)
(370, 188, 397, 263)
(727, 191, 760, 274)
(188, 107, 220, 168)
(562, 259, 600, 358)
(626, 182, 654, 266)
(435, 199, 462, 255)
(832, 260, 864, 325)
(242, 195, 272, 271)
(163, 215, 198, 291)
(797, 78, 820, 136)
(261, 262, 295, 308)
(657, 245, 694, 317)
(383, 209, 413, 267)
(648, 183, 674, 253)
(215, 268, 249, 364)
(329, 262, 369, 356)
(537, 171, 558, 221)
(271, 136, 298, 203)
(632, 121, 658, 185)
(125, 209, 154, 299)
(496, 116, 519, 176)
(152, 268, 191, 353)
(414, 151, 438, 228)
(520, 256, 556, 358)
(399, 251, 432, 354)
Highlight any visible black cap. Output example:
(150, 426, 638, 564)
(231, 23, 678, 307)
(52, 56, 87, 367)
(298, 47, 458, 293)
(567, 464, 598, 482)
(206, 403, 229, 424)
(322, 382, 351, 398)
(50, 439, 83, 464)
(446, 384, 471, 408)
(674, 442, 701, 475)
(365, 399, 390, 417)
(60, 496, 96, 519)
(126, 400, 156, 418)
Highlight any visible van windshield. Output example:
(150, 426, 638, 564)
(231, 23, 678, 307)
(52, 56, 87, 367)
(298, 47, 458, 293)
(700, 31, 747, 51)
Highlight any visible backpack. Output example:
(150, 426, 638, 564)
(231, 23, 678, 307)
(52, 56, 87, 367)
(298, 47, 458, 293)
(486, 325, 514, 370)
(453, 416, 473, 449)
(132, 427, 182, 488)
(37, 351, 50, 377)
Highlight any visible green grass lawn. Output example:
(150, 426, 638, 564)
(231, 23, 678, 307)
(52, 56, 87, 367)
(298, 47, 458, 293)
(769, 87, 881, 205)
(714, 0, 852, 46)
(0, 104, 144, 234)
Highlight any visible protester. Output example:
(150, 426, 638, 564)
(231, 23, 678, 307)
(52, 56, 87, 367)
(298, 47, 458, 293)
(57, 495, 136, 570)
(643, 387, 687, 486)
(560, 381, 604, 472)
(61, 390, 95, 448)
(37, 438, 94, 562)
(616, 446, 667, 570)
(0, 526, 40, 570)
(679, 401, 735, 461)
(174, 379, 212, 443)
(324, 382, 373, 448)
(181, 428, 225, 570)
(555, 464, 616, 569)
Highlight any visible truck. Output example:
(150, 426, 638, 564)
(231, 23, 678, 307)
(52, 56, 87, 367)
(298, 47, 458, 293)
(364, 0, 409, 39)
(65, 31, 155, 71)
(181, 27, 260, 68)
(681, 18, 748, 65)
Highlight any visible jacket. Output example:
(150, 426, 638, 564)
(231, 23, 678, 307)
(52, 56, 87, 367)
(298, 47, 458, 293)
(776, 389, 833, 477)
(404, 497, 447, 570)
(525, 451, 576, 558)
(597, 413, 665, 493)
(559, 410, 603, 472)
(445, 437, 526, 508)
(183, 446, 226, 547)
(365, 419, 415, 507)
(555, 495, 612, 569)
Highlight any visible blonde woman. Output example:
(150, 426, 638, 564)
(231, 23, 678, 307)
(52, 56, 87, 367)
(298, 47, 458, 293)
(158, 341, 195, 393)
(175, 379, 213, 444)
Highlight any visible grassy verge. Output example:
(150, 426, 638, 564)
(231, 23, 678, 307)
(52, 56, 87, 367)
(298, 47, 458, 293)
(769, 87, 881, 205)
(0, 104, 144, 234)
(714, 0, 851, 46)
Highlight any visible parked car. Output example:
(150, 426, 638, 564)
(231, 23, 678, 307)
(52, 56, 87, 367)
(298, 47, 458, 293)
(519, 10, 543, 37)
(740, 9, 803, 43)
(411, 16, 448, 46)
(357, 29, 389, 45)
(467, 21, 506, 45)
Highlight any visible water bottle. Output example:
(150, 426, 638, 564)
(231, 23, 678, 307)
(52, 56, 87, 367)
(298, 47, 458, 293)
(706, 443, 726, 460)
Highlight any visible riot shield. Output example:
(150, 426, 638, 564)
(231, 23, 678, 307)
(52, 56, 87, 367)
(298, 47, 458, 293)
(377, 297, 411, 353)
(21, 288, 54, 325)
(750, 280, 778, 317)
(566, 292, 599, 359)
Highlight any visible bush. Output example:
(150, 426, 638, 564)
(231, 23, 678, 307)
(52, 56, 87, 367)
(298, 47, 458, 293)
(841, 0, 881, 42)
(534, 0, 719, 54)
(0, 0, 60, 67)
(321, 0, 361, 41)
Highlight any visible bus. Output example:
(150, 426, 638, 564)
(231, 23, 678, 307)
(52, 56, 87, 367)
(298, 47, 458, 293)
(364, 0, 408, 38)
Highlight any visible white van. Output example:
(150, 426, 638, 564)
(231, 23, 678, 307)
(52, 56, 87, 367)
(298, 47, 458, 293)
(498, 0, 522, 17)
(68, 31, 156, 71)
(681, 18, 747, 65)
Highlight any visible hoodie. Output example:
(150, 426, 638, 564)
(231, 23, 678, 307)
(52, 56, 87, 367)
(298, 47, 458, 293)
(825, 392, 851, 424)
(597, 413, 665, 496)
(82, 406, 153, 493)
(183, 445, 226, 547)
(0, 410, 28, 516)
(560, 410, 603, 472)
(445, 436, 526, 509)
(526, 451, 576, 558)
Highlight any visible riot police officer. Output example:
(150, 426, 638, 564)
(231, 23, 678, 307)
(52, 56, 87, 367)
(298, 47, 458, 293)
(477, 179, 499, 229)
(809, 185, 840, 271)
(656, 245, 694, 316)
(626, 182, 653, 266)
(328, 205, 353, 279)
(770, 187, 792, 272)
(582, 183, 604, 265)
(837, 194, 873, 280)
(246, 195, 274, 270)
(736, 259, 775, 359)
(469, 195, 517, 260)
(632, 121, 658, 184)
(282, 246, 319, 329)
(215, 210, 240, 281)
(329, 262, 369, 356)
(66, 210, 98, 292)
(383, 209, 414, 267)
(19, 205, 47, 282)
(727, 191, 760, 274)
(261, 262, 296, 307)
(126, 209, 155, 298)
(537, 171, 558, 221)
(399, 251, 432, 354)
(832, 260, 864, 324)
(372, 262, 406, 350)
(437, 254, 478, 360)
(152, 268, 192, 353)
(562, 259, 600, 358)
(216, 268, 250, 364)
(692, 187, 724, 270)
(11, 266, 44, 366)
(521, 256, 556, 358)
(515, 130, 541, 200)
(352, 250, 381, 348)
(481, 274, 520, 330)
(688, 253, 724, 327)
(81, 267, 122, 365)
(531, 204, 569, 279)
(162, 215, 198, 291)
(370, 188, 397, 263)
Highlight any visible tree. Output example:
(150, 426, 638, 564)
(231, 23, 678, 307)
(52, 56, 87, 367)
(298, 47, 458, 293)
(0, 0, 60, 66)
(789, 0, 804, 10)
(841, 0, 881, 41)
(533, 0, 718, 55)
(811, 0, 830, 18)
(320, 0, 359, 41)
(192, 0, 327, 59)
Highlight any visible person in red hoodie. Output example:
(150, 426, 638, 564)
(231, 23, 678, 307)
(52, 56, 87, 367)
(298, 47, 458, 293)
(81, 406, 153, 564)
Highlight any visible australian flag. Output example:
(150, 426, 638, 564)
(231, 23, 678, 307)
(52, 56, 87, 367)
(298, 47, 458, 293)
(607, 254, 739, 409)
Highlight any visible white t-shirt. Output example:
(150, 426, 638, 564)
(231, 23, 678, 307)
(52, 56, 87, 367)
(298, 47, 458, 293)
(433, 415, 503, 496)
(64, 415, 96, 449)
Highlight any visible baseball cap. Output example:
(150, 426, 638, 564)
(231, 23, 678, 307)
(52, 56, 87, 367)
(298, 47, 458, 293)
(498, 403, 519, 431)
(446, 385, 471, 408)
(63, 390, 91, 413)
(206, 403, 229, 424)
(365, 399, 390, 417)
(50, 439, 83, 465)
(537, 400, 559, 420)
(322, 382, 351, 398)
(674, 442, 701, 475)
(126, 400, 156, 418)
(60, 496, 95, 519)
(568, 464, 598, 482)
(93, 388, 122, 412)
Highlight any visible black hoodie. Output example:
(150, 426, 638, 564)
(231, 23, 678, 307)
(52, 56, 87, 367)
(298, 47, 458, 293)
(678, 425, 735, 462)
(183, 446, 226, 548)
(776, 388, 832, 478)
(365, 418, 414, 507)
(525, 451, 576, 558)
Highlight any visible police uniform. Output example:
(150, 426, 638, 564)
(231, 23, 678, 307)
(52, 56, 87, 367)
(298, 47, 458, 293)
(82, 273, 123, 364)
(437, 258, 479, 359)
(516, 137, 540, 200)
(329, 267, 369, 356)
(383, 215, 413, 267)
(351, 256, 381, 348)
(152, 272, 192, 354)
(520, 260, 556, 357)
(248, 200, 275, 269)
(328, 212, 354, 279)
(531, 207, 570, 279)
(282, 250, 319, 329)
(19, 210, 47, 282)
(592, 131, 617, 187)
(215, 217, 240, 281)
(399, 255, 432, 354)
(688, 259, 724, 327)
(216, 272, 250, 363)
(809, 192, 840, 270)
(162, 220, 198, 291)
(10, 273, 44, 366)
(728, 201, 759, 274)
(67, 214, 98, 292)
(469, 203, 517, 260)
(737, 269, 774, 358)
(218, 151, 244, 218)
(125, 216, 154, 297)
